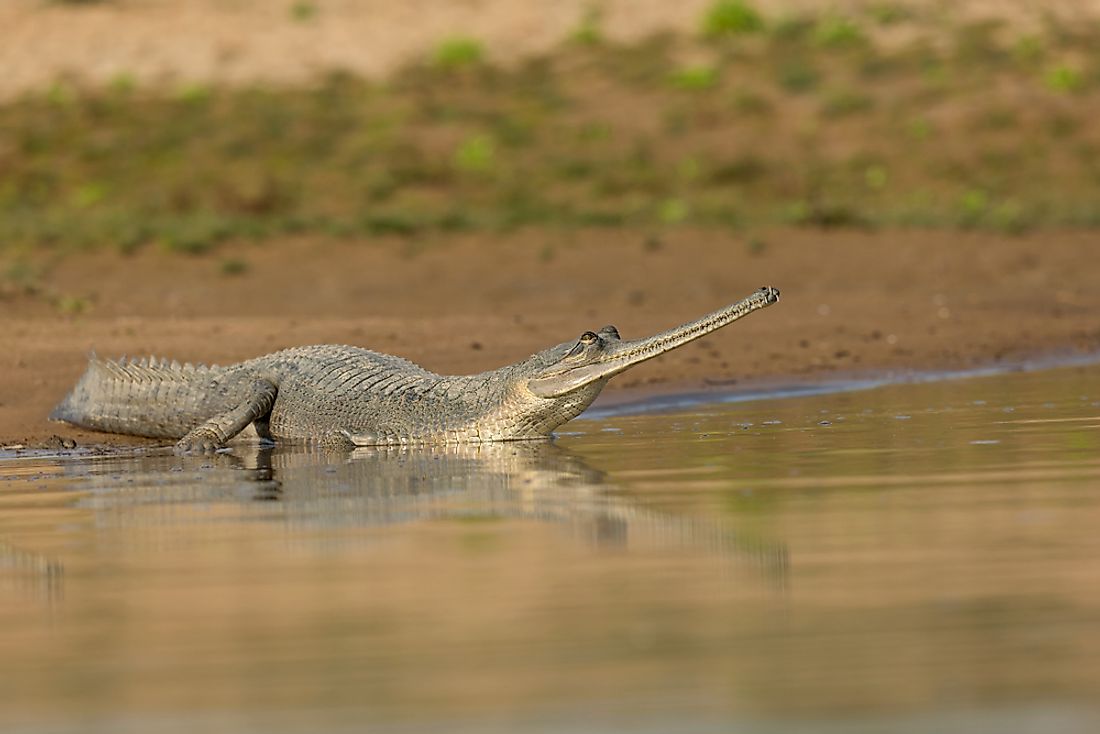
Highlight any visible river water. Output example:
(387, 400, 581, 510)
(2, 363, 1099, 733)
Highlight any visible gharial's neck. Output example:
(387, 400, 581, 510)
(432, 368, 607, 441)
(466, 370, 608, 440)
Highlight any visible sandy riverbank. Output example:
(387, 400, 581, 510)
(3, 228, 1097, 449)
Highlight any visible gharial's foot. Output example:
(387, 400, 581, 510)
(341, 429, 380, 447)
(175, 427, 226, 454)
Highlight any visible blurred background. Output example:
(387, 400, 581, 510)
(4, 0, 1100, 259)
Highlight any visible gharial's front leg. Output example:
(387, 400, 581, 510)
(176, 378, 278, 453)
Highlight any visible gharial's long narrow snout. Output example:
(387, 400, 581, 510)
(528, 286, 780, 398)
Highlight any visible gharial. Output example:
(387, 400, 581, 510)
(51, 286, 780, 451)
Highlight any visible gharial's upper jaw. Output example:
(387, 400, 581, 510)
(527, 286, 781, 399)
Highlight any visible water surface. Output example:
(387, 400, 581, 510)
(2, 364, 1100, 733)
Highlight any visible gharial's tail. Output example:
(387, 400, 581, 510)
(50, 355, 229, 439)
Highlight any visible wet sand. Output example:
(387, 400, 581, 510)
(2, 229, 1098, 448)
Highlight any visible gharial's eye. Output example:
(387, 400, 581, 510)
(580, 331, 598, 344)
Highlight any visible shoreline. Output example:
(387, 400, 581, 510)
(5, 349, 1099, 455)
(589, 347, 1100, 418)
(3, 229, 1099, 450)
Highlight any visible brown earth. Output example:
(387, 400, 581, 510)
(2, 229, 1098, 449)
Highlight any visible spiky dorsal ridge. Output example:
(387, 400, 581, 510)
(93, 354, 222, 383)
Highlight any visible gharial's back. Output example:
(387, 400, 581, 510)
(52, 345, 446, 444)
(239, 345, 481, 444)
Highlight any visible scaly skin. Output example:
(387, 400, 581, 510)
(51, 287, 779, 451)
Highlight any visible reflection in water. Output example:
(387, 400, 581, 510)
(66, 442, 788, 573)
(0, 538, 64, 603)
(2, 363, 1100, 733)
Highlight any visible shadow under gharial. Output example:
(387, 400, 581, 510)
(61, 441, 789, 583)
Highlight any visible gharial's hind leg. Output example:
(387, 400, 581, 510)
(176, 379, 278, 453)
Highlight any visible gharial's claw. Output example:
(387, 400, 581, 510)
(174, 430, 225, 455)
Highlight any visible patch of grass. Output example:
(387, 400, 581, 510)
(45, 81, 74, 107)
(433, 37, 485, 70)
(820, 89, 875, 118)
(175, 83, 211, 105)
(864, 165, 888, 190)
(868, 3, 913, 26)
(357, 211, 423, 238)
(289, 1, 318, 22)
(702, 1, 765, 39)
(814, 15, 867, 50)
(219, 257, 249, 276)
(453, 134, 497, 175)
(658, 198, 690, 224)
(776, 59, 821, 93)
(677, 156, 702, 182)
(55, 294, 90, 316)
(157, 214, 236, 254)
(906, 116, 934, 140)
(768, 15, 815, 44)
(988, 200, 1033, 235)
(953, 189, 1034, 234)
(668, 65, 720, 91)
(71, 182, 107, 209)
(1044, 64, 1085, 93)
(956, 188, 989, 226)
(109, 73, 136, 95)
(571, 5, 604, 46)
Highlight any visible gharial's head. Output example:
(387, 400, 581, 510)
(514, 286, 780, 431)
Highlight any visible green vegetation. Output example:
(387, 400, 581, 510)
(1044, 64, 1085, 93)
(289, 1, 318, 22)
(669, 65, 720, 91)
(819, 88, 874, 117)
(813, 15, 868, 49)
(571, 5, 604, 46)
(219, 257, 249, 276)
(432, 37, 485, 69)
(3, 4, 1100, 259)
(776, 59, 820, 93)
(453, 134, 497, 175)
(702, 1, 765, 38)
